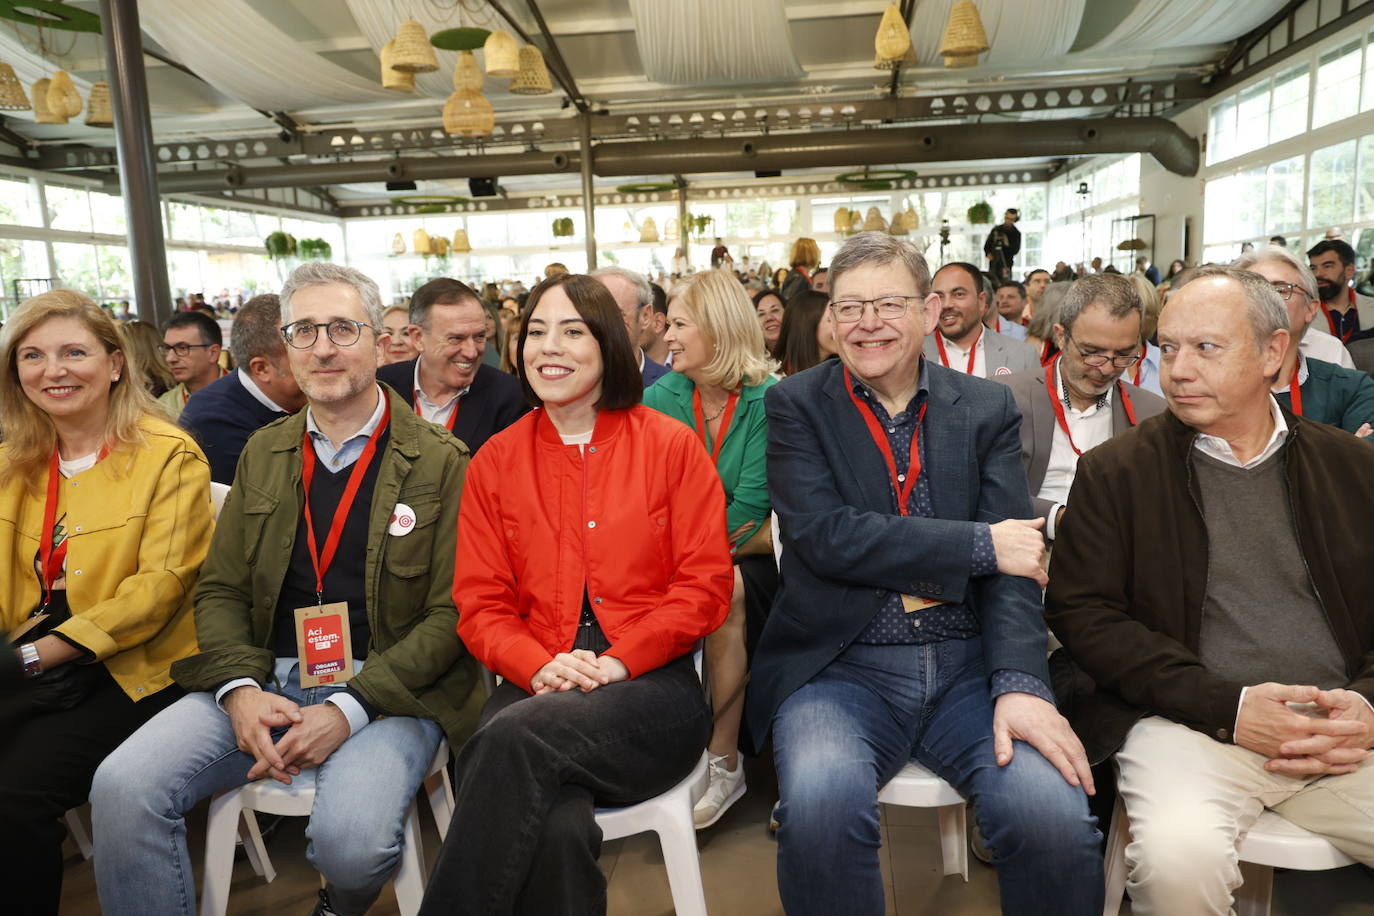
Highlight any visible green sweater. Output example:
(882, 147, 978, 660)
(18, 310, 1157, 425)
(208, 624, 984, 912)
(643, 370, 776, 547)
(1275, 355, 1374, 435)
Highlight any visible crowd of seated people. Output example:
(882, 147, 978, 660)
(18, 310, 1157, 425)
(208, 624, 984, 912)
(2, 231, 1373, 916)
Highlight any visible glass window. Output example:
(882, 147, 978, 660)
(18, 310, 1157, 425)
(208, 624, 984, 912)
(1265, 156, 1305, 235)
(1358, 134, 1374, 223)
(46, 185, 92, 232)
(88, 192, 127, 235)
(53, 242, 101, 297)
(1270, 64, 1310, 143)
(1309, 139, 1357, 229)
(1236, 82, 1271, 156)
(167, 202, 203, 242)
(1209, 95, 1238, 165)
(0, 177, 37, 225)
(1313, 39, 1362, 128)
(1365, 29, 1374, 112)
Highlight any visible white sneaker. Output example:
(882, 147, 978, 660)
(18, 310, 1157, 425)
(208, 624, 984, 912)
(693, 754, 746, 829)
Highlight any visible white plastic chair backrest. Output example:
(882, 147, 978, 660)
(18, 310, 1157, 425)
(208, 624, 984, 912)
(209, 481, 230, 521)
(771, 510, 782, 565)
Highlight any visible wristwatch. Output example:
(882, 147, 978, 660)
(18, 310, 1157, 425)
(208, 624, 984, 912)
(19, 643, 42, 678)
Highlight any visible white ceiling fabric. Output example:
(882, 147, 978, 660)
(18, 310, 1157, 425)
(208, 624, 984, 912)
(909, 0, 1088, 67)
(1084, 0, 1291, 52)
(137, 0, 394, 111)
(345, 0, 504, 100)
(627, 0, 805, 85)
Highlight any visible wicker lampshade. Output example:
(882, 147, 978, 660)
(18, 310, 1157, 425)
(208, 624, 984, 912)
(452, 229, 471, 253)
(888, 217, 907, 236)
(508, 44, 552, 95)
(483, 29, 518, 78)
(0, 63, 29, 111)
(84, 81, 112, 127)
(848, 210, 863, 234)
(380, 40, 416, 91)
(32, 78, 66, 124)
(939, 0, 990, 58)
(431, 235, 450, 256)
(442, 89, 494, 137)
(390, 20, 439, 73)
(47, 70, 82, 119)
(833, 207, 851, 234)
(413, 229, 432, 255)
(901, 204, 920, 231)
(391, 232, 406, 255)
(639, 217, 660, 244)
(874, 3, 911, 65)
(863, 207, 887, 233)
(943, 53, 980, 69)
(664, 217, 679, 241)
(453, 50, 483, 91)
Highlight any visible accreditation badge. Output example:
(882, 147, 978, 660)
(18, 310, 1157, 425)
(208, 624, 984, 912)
(294, 603, 355, 687)
(901, 595, 945, 614)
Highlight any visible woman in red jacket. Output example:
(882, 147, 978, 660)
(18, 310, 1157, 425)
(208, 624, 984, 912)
(418, 274, 733, 915)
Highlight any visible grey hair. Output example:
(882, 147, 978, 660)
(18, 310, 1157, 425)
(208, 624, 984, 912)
(229, 294, 286, 365)
(588, 266, 653, 308)
(1231, 246, 1318, 302)
(1058, 274, 1144, 337)
(1028, 281, 1072, 340)
(280, 262, 384, 330)
(828, 232, 932, 297)
(1184, 266, 1290, 351)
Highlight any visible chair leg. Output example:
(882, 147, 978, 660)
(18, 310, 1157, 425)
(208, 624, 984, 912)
(1235, 860, 1273, 916)
(650, 801, 708, 916)
(202, 791, 247, 916)
(1102, 798, 1130, 916)
(65, 807, 93, 861)
(391, 799, 427, 916)
(938, 803, 968, 881)
(238, 810, 276, 882)
(424, 768, 454, 842)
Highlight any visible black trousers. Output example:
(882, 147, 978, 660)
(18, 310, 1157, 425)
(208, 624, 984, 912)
(0, 665, 181, 915)
(418, 640, 709, 916)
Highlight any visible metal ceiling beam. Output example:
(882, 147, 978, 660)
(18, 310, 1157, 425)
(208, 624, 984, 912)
(484, 0, 588, 112)
(1207, 0, 1374, 94)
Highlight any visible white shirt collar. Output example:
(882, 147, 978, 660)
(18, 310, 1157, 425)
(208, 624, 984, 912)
(236, 367, 291, 414)
(305, 384, 387, 448)
(1193, 396, 1289, 470)
(413, 355, 468, 411)
(1274, 351, 1309, 393)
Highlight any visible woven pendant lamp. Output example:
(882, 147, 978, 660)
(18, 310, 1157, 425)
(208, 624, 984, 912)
(0, 63, 29, 111)
(48, 70, 82, 119)
(431, 235, 450, 256)
(874, 3, 911, 67)
(84, 81, 112, 126)
(32, 78, 66, 123)
(413, 229, 432, 255)
(664, 217, 678, 241)
(380, 40, 416, 91)
(639, 217, 659, 244)
(508, 44, 552, 95)
(391, 232, 406, 255)
(453, 50, 483, 91)
(483, 29, 518, 78)
(833, 207, 851, 234)
(390, 20, 439, 73)
(939, 0, 989, 68)
(452, 229, 471, 253)
(442, 88, 494, 137)
(902, 204, 920, 231)
(888, 216, 907, 236)
(863, 207, 887, 233)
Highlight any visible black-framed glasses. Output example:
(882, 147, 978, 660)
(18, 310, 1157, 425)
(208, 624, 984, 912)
(1270, 281, 1306, 302)
(158, 342, 214, 357)
(281, 318, 375, 349)
(1067, 334, 1141, 368)
(830, 296, 922, 323)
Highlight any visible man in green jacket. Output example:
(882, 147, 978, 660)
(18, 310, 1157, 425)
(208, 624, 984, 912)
(91, 263, 482, 916)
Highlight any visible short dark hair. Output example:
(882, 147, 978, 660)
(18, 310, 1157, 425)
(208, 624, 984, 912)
(229, 294, 285, 365)
(935, 261, 985, 296)
(650, 281, 667, 316)
(1026, 268, 1050, 282)
(997, 279, 1027, 298)
(1058, 273, 1144, 337)
(516, 274, 642, 411)
(1307, 238, 1355, 267)
(775, 289, 831, 376)
(409, 277, 483, 327)
(163, 310, 221, 346)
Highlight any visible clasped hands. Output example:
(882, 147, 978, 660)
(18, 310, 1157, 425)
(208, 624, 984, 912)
(223, 686, 349, 785)
(1235, 682, 1374, 776)
(530, 649, 628, 695)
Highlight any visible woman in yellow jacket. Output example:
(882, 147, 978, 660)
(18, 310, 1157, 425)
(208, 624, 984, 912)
(0, 290, 212, 914)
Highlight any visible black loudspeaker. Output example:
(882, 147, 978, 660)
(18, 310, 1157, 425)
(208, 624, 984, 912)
(385, 180, 417, 191)
(754, 170, 781, 179)
(469, 177, 499, 197)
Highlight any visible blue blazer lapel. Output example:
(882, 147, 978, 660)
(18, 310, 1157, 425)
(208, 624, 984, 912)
(821, 364, 898, 515)
(923, 367, 971, 521)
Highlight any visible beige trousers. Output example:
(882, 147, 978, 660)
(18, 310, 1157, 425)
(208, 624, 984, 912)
(1115, 715, 1374, 916)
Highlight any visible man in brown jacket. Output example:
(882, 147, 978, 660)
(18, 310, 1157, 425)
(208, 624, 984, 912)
(1046, 267, 1374, 915)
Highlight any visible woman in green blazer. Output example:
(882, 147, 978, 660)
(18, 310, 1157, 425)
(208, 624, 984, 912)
(643, 268, 777, 830)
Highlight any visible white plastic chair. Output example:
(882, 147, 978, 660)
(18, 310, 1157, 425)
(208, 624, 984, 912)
(200, 738, 453, 916)
(878, 762, 969, 881)
(1102, 795, 1356, 916)
(209, 480, 230, 519)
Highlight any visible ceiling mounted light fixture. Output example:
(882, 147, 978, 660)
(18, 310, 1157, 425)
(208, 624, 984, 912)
(443, 88, 494, 137)
(0, 62, 29, 110)
(483, 29, 518, 78)
(390, 19, 439, 73)
(380, 40, 415, 91)
(453, 49, 483, 90)
(939, 0, 989, 69)
(31, 77, 64, 123)
(84, 80, 112, 127)
(874, 3, 910, 70)
(508, 44, 552, 95)
(47, 69, 81, 119)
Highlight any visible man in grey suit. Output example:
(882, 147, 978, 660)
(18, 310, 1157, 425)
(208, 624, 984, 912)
(748, 233, 1103, 916)
(924, 261, 1040, 378)
(996, 274, 1166, 540)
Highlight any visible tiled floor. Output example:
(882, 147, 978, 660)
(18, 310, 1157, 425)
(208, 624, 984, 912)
(57, 755, 1374, 914)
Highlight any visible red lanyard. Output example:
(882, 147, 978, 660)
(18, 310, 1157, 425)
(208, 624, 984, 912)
(1040, 340, 1055, 366)
(843, 367, 928, 516)
(692, 388, 740, 465)
(1131, 345, 1145, 387)
(301, 398, 391, 602)
(934, 327, 980, 375)
(1045, 355, 1136, 457)
(415, 388, 460, 431)
(1321, 290, 1356, 343)
(993, 315, 1002, 333)
(40, 445, 108, 607)
(1289, 361, 1303, 416)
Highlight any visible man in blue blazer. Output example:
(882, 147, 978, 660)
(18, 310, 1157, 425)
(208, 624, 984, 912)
(747, 233, 1103, 915)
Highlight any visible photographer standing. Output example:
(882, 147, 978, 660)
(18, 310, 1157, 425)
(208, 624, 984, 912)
(984, 208, 1022, 281)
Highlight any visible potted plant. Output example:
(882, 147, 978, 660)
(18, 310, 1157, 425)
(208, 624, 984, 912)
(297, 238, 332, 261)
(966, 201, 994, 224)
(264, 231, 297, 259)
(551, 217, 575, 238)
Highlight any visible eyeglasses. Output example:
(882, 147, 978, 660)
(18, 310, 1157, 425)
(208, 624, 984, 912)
(281, 318, 374, 349)
(158, 342, 214, 358)
(829, 296, 922, 324)
(1269, 281, 1308, 302)
(1067, 334, 1141, 368)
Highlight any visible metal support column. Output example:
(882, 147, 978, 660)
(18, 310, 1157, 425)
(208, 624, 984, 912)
(580, 112, 596, 270)
(99, 0, 172, 324)
(675, 176, 689, 273)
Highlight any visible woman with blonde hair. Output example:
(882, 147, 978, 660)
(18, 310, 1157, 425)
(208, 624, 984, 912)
(119, 319, 175, 398)
(780, 236, 821, 302)
(643, 268, 778, 829)
(0, 290, 212, 912)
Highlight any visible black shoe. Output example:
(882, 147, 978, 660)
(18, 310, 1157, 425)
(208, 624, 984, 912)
(309, 888, 341, 916)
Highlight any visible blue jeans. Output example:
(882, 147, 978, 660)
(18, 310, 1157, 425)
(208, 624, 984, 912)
(773, 639, 1103, 916)
(90, 660, 442, 916)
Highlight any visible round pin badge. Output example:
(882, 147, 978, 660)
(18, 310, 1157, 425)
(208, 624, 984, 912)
(389, 503, 416, 536)
(995, 366, 1012, 376)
